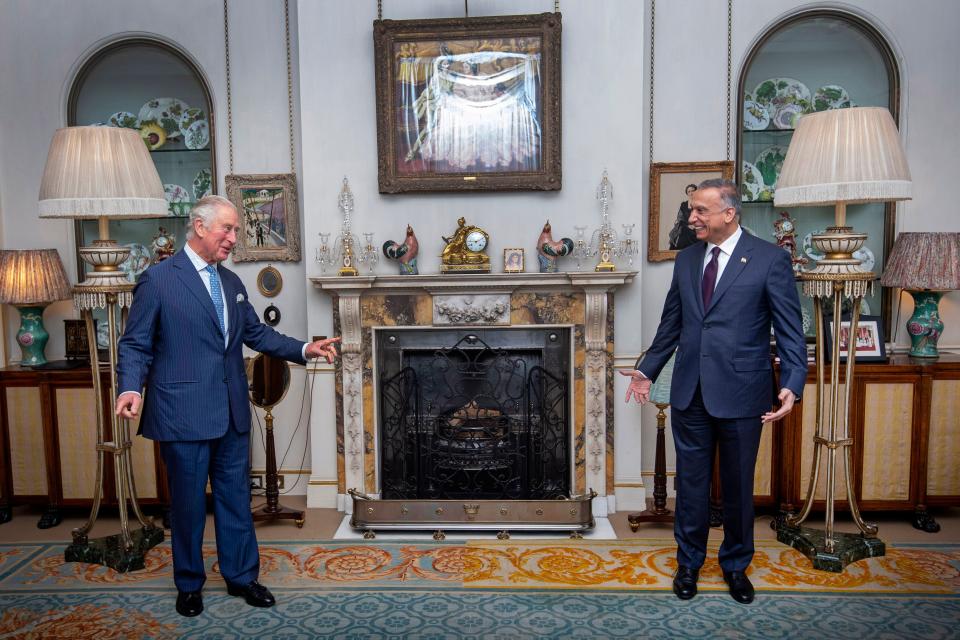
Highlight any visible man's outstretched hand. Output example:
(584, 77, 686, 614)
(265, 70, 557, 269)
(620, 369, 652, 404)
(762, 388, 797, 424)
(306, 336, 341, 363)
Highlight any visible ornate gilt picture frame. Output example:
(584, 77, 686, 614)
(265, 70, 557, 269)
(225, 173, 301, 262)
(647, 161, 734, 262)
(373, 13, 562, 193)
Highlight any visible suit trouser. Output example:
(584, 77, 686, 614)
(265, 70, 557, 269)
(672, 384, 763, 573)
(160, 425, 259, 592)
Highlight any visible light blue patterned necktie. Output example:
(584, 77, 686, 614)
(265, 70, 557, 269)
(205, 264, 226, 336)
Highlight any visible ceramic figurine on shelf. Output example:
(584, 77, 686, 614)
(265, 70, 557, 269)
(382, 224, 419, 275)
(536, 221, 574, 273)
(150, 226, 176, 263)
(772, 211, 808, 273)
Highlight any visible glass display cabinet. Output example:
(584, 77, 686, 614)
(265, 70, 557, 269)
(67, 38, 216, 346)
(737, 11, 899, 338)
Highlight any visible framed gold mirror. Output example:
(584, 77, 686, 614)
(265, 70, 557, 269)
(256, 265, 283, 298)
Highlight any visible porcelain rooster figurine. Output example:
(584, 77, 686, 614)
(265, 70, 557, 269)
(536, 221, 574, 273)
(382, 224, 419, 275)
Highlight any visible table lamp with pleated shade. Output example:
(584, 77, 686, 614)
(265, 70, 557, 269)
(0, 249, 72, 366)
(881, 232, 960, 358)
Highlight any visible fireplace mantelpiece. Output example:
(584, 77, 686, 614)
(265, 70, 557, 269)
(310, 272, 636, 513)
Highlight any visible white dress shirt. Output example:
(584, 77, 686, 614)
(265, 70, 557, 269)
(702, 225, 743, 291)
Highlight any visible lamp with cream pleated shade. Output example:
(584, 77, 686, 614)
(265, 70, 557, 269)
(0, 249, 72, 366)
(775, 107, 911, 282)
(38, 126, 167, 291)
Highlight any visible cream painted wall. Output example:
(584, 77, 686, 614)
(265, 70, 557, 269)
(0, 0, 957, 503)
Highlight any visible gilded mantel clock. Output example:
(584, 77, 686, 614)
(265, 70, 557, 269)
(440, 217, 490, 273)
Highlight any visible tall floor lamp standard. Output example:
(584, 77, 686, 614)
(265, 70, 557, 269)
(627, 353, 676, 530)
(38, 126, 168, 571)
(773, 107, 912, 572)
(880, 232, 960, 359)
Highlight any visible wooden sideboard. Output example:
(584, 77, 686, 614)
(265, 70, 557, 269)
(761, 353, 960, 531)
(0, 364, 168, 528)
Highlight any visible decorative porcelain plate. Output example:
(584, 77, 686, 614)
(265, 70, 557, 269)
(108, 111, 138, 129)
(138, 97, 190, 139)
(802, 230, 826, 262)
(752, 77, 811, 111)
(741, 161, 765, 202)
(754, 145, 788, 191)
(743, 100, 770, 130)
(164, 183, 190, 215)
(178, 107, 205, 135)
(121, 243, 151, 282)
(773, 102, 805, 130)
(184, 119, 209, 150)
(801, 306, 813, 336)
(192, 169, 212, 202)
(853, 246, 875, 272)
(814, 84, 852, 111)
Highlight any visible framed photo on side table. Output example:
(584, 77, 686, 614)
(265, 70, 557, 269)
(373, 13, 562, 193)
(225, 173, 301, 262)
(824, 315, 887, 362)
(503, 248, 525, 272)
(647, 161, 734, 262)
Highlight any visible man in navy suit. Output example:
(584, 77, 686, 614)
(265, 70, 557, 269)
(622, 179, 806, 604)
(115, 195, 339, 617)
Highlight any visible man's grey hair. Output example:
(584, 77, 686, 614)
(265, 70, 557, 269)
(698, 178, 741, 218)
(186, 195, 236, 240)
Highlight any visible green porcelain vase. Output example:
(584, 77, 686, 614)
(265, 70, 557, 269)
(905, 291, 944, 358)
(15, 305, 49, 366)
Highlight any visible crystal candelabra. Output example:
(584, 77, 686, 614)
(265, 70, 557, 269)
(591, 169, 618, 272)
(315, 232, 336, 273)
(619, 223, 638, 267)
(315, 176, 361, 276)
(358, 232, 379, 273)
(572, 225, 593, 271)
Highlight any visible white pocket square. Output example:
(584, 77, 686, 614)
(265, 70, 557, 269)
(236, 293, 245, 302)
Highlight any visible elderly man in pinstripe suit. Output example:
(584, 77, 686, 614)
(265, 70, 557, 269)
(115, 195, 339, 617)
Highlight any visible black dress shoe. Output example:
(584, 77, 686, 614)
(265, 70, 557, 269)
(176, 590, 203, 617)
(226, 580, 276, 608)
(723, 570, 755, 604)
(672, 566, 699, 600)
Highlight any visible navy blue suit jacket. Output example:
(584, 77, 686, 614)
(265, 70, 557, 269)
(117, 250, 306, 442)
(638, 231, 807, 419)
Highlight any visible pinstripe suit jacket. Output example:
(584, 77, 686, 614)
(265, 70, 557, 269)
(637, 232, 807, 419)
(117, 249, 305, 442)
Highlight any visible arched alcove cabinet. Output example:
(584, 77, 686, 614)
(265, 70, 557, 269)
(68, 38, 216, 309)
(737, 10, 899, 339)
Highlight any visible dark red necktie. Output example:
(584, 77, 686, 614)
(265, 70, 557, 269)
(702, 246, 721, 309)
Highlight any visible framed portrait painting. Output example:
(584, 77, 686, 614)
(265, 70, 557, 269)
(503, 247, 524, 272)
(373, 13, 562, 193)
(647, 161, 735, 262)
(824, 315, 887, 362)
(225, 173, 301, 262)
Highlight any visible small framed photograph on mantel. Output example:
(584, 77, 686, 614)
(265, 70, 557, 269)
(503, 248, 525, 273)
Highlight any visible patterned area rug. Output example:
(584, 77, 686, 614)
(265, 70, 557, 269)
(1, 539, 958, 638)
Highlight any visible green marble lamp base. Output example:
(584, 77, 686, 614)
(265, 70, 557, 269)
(905, 290, 944, 358)
(14, 305, 50, 366)
(776, 524, 885, 573)
(65, 525, 164, 573)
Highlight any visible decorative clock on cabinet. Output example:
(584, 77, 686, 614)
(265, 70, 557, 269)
(440, 217, 491, 274)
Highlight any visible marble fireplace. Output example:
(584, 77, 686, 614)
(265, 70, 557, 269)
(310, 272, 635, 515)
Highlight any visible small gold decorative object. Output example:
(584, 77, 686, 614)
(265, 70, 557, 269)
(440, 217, 490, 273)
